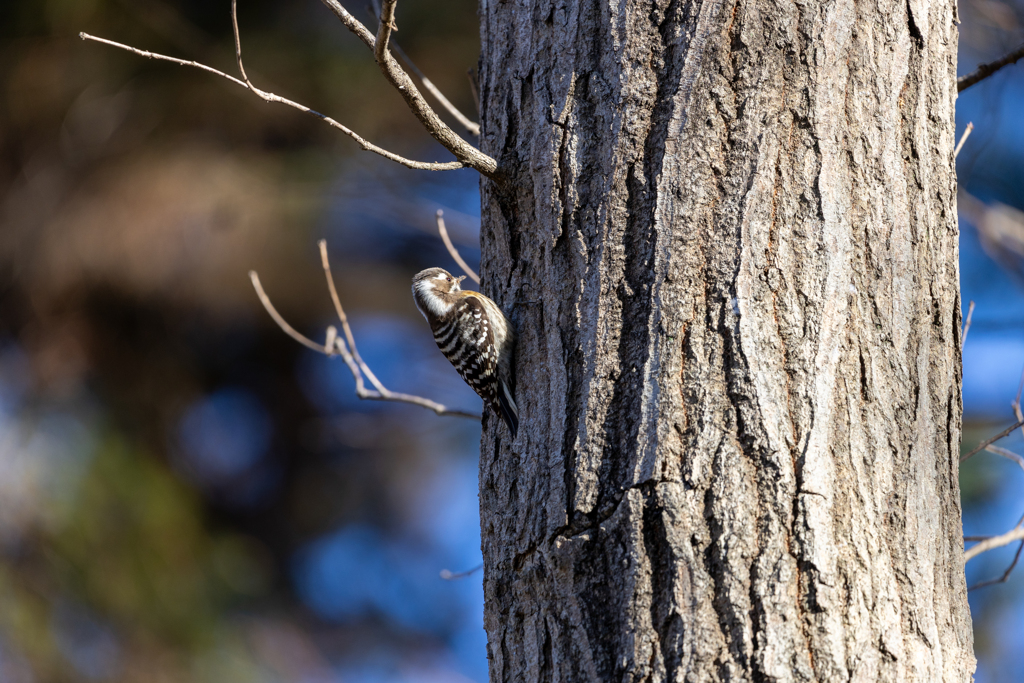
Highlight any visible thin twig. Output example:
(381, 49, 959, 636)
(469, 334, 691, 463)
(249, 267, 480, 420)
(367, 2, 479, 136)
(440, 563, 483, 580)
(319, 0, 376, 48)
(958, 43, 1024, 93)
(249, 272, 330, 353)
(374, 1, 400, 86)
(967, 510, 1024, 587)
(982, 444, 1024, 565)
(435, 210, 480, 284)
(398, 65, 479, 137)
(953, 122, 974, 159)
(985, 444, 1024, 476)
(961, 300, 975, 346)
(962, 385, 1024, 578)
(79, 32, 463, 172)
(968, 540, 1024, 590)
(960, 418, 1024, 464)
(965, 525, 1024, 562)
(318, 240, 387, 394)
(230, 0, 255, 85)
(318, 0, 497, 176)
(81, 33, 248, 85)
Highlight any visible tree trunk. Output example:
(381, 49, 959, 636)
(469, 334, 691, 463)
(475, 0, 974, 680)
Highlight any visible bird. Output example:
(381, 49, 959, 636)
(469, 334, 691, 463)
(411, 267, 518, 437)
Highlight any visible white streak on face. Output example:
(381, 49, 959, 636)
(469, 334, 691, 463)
(414, 278, 453, 319)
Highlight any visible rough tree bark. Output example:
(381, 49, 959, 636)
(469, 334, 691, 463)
(475, 0, 975, 680)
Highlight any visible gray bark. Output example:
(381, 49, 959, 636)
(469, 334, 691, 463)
(474, 0, 974, 680)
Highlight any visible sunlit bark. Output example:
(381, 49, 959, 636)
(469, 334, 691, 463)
(476, 0, 974, 679)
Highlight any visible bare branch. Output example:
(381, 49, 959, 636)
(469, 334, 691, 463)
(79, 31, 463, 172)
(375, 1, 400, 83)
(435, 210, 480, 284)
(961, 385, 1024, 578)
(965, 526, 1024, 562)
(249, 264, 480, 420)
(81, 33, 248, 86)
(319, 0, 498, 177)
(967, 508, 1024, 589)
(250, 272, 331, 353)
(960, 418, 1024, 464)
(319, 0, 376, 48)
(419, 81, 478, 135)
(985, 444, 1024, 476)
(318, 240, 387, 394)
(333, 331, 480, 418)
(440, 563, 483, 580)
(959, 43, 1024, 93)
(367, 1, 479, 136)
(961, 300, 975, 346)
(966, 507, 1024, 589)
(953, 122, 974, 159)
(230, 0, 255, 86)
(968, 540, 1024, 591)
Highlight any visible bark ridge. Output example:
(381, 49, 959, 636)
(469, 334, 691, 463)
(476, 0, 973, 680)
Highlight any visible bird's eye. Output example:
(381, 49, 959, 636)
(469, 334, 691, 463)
(447, 277, 452, 282)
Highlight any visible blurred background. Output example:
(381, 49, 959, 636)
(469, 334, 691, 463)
(960, 2, 1024, 681)
(0, 0, 488, 681)
(2, 0, 1024, 681)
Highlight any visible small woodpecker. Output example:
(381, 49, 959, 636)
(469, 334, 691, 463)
(411, 267, 518, 437)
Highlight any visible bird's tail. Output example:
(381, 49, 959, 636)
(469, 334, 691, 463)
(495, 379, 519, 438)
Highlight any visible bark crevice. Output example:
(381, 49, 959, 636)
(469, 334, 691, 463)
(476, 0, 973, 678)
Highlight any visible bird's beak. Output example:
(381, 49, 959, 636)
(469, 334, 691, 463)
(456, 275, 467, 284)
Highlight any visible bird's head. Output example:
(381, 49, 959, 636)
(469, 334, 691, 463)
(414, 267, 465, 293)
(412, 267, 466, 318)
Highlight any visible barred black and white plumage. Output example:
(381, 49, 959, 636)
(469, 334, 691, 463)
(412, 267, 518, 437)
